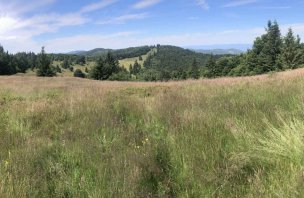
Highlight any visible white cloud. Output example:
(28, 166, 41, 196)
(97, 13, 149, 24)
(0, 0, 56, 16)
(0, 0, 119, 52)
(223, 0, 258, 8)
(196, 0, 209, 10)
(43, 31, 140, 52)
(80, 0, 117, 13)
(133, 0, 162, 9)
(39, 23, 304, 53)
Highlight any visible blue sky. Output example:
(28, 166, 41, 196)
(0, 0, 304, 53)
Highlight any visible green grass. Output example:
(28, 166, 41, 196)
(1, 70, 304, 197)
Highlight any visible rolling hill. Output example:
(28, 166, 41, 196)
(68, 46, 153, 59)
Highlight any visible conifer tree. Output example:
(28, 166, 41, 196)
(280, 28, 303, 69)
(189, 59, 200, 79)
(36, 47, 55, 77)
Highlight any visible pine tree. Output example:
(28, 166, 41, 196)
(61, 57, 70, 69)
(263, 20, 282, 71)
(245, 20, 283, 73)
(189, 59, 200, 79)
(90, 57, 104, 80)
(280, 28, 303, 69)
(0, 46, 15, 75)
(130, 60, 141, 75)
(204, 55, 217, 78)
(36, 47, 55, 77)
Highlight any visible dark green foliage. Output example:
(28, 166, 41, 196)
(72, 46, 153, 59)
(14, 53, 31, 73)
(0, 46, 36, 75)
(141, 45, 221, 80)
(55, 65, 62, 73)
(90, 57, 104, 80)
(69, 67, 74, 72)
(108, 70, 131, 81)
(61, 58, 70, 69)
(130, 60, 142, 75)
(138, 69, 161, 82)
(0, 46, 15, 75)
(204, 20, 304, 78)
(280, 28, 303, 69)
(85, 67, 89, 73)
(90, 52, 121, 80)
(204, 55, 217, 78)
(76, 56, 86, 65)
(74, 69, 85, 78)
(36, 47, 56, 77)
(188, 59, 200, 79)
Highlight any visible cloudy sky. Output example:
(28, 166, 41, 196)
(0, 0, 303, 53)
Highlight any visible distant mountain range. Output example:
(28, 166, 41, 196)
(193, 48, 244, 55)
(67, 45, 249, 57)
(67, 48, 111, 56)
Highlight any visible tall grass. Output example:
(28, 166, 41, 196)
(1, 69, 304, 197)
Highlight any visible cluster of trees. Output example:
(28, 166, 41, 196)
(0, 46, 37, 75)
(203, 21, 304, 77)
(89, 52, 130, 81)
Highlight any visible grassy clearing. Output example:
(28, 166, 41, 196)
(1, 69, 304, 197)
(52, 61, 95, 77)
(119, 48, 157, 70)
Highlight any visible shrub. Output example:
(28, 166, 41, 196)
(73, 69, 85, 78)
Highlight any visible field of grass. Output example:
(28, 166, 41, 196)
(1, 69, 304, 197)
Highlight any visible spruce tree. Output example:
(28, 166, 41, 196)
(189, 59, 200, 79)
(130, 60, 141, 75)
(90, 57, 104, 80)
(36, 47, 55, 77)
(280, 28, 303, 69)
(205, 55, 217, 78)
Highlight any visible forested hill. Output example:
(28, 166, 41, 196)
(144, 45, 224, 71)
(69, 46, 153, 59)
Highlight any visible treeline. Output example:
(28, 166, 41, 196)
(0, 46, 37, 75)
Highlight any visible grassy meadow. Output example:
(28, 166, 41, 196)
(1, 69, 304, 197)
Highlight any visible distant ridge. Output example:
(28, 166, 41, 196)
(67, 45, 246, 57)
(67, 46, 153, 58)
(193, 48, 244, 55)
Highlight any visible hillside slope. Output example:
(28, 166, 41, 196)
(144, 45, 223, 71)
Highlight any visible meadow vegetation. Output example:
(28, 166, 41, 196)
(1, 68, 304, 197)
